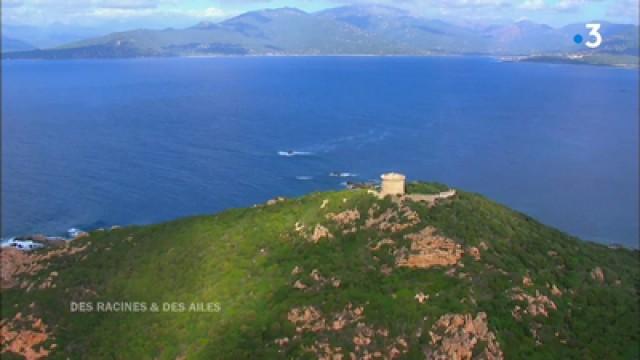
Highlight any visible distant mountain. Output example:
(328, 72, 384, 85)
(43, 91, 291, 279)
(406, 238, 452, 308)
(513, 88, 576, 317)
(317, 5, 485, 54)
(1, 36, 36, 53)
(3, 6, 638, 62)
(6, 8, 407, 59)
(560, 22, 639, 56)
(3, 23, 120, 49)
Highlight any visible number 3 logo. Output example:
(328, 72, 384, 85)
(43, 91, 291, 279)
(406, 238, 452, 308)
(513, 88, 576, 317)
(585, 23, 602, 49)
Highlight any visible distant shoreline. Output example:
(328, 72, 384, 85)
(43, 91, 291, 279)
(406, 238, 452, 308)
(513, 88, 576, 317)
(3, 53, 637, 69)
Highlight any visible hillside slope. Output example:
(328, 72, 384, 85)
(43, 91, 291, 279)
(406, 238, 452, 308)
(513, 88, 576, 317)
(1, 183, 638, 359)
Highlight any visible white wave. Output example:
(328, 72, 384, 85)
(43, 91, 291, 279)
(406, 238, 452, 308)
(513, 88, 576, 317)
(0, 237, 15, 248)
(329, 172, 358, 178)
(278, 151, 313, 157)
(295, 176, 313, 181)
(68, 228, 87, 238)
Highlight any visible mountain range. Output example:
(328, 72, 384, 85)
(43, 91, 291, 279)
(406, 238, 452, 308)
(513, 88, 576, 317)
(1, 36, 36, 53)
(2, 5, 639, 62)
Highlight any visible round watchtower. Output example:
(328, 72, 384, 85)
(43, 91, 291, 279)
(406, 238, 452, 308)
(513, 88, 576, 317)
(380, 173, 406, 196)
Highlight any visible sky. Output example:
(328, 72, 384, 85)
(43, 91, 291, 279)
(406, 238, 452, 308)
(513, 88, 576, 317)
(2, 0, 638, 31)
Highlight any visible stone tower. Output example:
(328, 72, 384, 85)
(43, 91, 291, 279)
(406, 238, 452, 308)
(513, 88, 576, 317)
(380, 173, 406, 196)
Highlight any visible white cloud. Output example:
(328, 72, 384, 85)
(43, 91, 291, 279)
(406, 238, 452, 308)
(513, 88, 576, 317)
(519, 0, 546, 10)
(81, 6, 227, 20)
(2, 0, 636, 28)
(606, 0, 639, 22)
(2, 0, 226, 25)
(553, 0, 585, 12)
(203, 7, 226, 17)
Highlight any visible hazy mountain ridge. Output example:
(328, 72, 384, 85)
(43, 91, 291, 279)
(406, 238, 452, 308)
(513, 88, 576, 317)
(3, 5, 638, 61)
(1, 36, 36, 53)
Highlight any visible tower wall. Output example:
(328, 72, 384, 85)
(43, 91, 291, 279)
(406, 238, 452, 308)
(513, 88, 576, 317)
(380, 173, 406, 196)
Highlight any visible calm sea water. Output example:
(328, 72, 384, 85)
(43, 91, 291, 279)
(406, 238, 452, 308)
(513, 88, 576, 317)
(2, 57, 638, 247)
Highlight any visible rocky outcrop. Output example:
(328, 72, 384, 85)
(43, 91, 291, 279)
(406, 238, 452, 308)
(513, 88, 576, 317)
(396, 227, 463, 269)
(511, 288, 557, 319)
(287, 304, 364, 335)
(330, 304, 364, 332)
(1, 249, 42, 289)
(467, 246, 481, 261)
(591, 267, 605, 283)
(427, 312, 503, 360)
(327, 209, 360, 226)
(292, 269, 341, 291)
(0, 313, 53, 360)
(365, 203, 420, 233)
(310, 224, 334, 243)
(327, 209, 361, 234)
(415, 292, 430, 304)
(1, 244, 89, 290)
(286, 304, 408, 359)
(288, 306, 326, 333)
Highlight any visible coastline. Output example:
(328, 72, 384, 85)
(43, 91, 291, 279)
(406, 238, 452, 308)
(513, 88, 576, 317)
(4, 52, 638, 69)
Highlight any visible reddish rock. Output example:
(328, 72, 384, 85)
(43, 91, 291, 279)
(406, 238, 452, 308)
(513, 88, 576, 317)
(310, 224, 334, 243)
(365, 204, 420, 233)
(427, 312, 503, 360)
(396, 227, 463, 269)
(327, 209, 360, 226)
(467, 246, 481, 261)
(511, 288, 557, 319)
(1, 314, 52, 359)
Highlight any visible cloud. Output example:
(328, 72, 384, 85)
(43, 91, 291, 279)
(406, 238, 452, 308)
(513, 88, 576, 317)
(203, 7, 226, 17)
(93, 0, 165, 9)
(2, 0, 227, 25)
(553, 0, 585, 12)
(3, 0, 176, 10)
(82, 6, 227, 20)
(519, 0, 546, 10)
(2, 0, 636, 28)
(1, 0, 25, 8)
(606, 0, 639, 21)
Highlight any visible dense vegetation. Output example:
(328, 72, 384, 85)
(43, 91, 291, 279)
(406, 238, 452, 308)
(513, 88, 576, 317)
(2, 183, 638, 359)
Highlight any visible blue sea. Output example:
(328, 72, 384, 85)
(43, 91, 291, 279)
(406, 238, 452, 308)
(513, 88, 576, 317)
(2, 57, 638, 247)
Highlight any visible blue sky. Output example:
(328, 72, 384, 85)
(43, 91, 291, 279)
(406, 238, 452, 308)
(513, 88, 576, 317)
(2, 0, 638, 29)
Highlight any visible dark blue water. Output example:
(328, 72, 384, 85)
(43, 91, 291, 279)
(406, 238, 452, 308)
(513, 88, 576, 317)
(2, 57, 638, 247)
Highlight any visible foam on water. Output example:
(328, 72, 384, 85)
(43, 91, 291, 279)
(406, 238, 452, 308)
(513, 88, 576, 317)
(278, 151, 313, 157)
